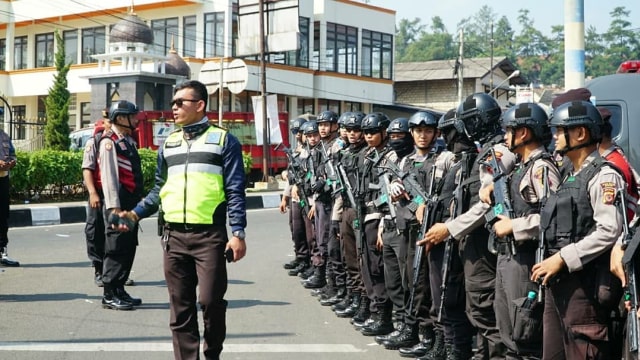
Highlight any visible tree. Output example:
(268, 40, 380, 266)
(396, 18, 425, 62)
(603, 6, 640, 64)
(44, 30, 71, 151)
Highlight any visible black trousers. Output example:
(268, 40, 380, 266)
(362, 219, 388, 312)
(311, 200, 331, 267)
(101, 191, 138, 288)
(164, 224, 228, 360)
(382, 222, 408, 322)
(405, 225, 432, 329)
(340, 207, 364, 294)
(290, 200, 310, 260)
(85, 192, 105, 269)
(0, 176, 10, 248)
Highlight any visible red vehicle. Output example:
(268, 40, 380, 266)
(616, 60, 640, 73)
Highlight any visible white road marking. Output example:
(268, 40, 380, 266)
(0, 342, 364, 353)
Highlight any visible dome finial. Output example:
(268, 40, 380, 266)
(170, 35, 177, 54)
(129, 0, 135, 15)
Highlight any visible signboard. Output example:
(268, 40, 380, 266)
(152, 122, 176, 147)
(516, 86, 534, 104)
(237, 0, 300, 56)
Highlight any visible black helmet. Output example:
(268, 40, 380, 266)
(109, 100, 139, 122)
(387, 118, 410, 134)
(409, 111, 438, 128)
(343, 111, 366, 129)
(437, 108, 457, 131)
(456, 93, 502, 140)
(301, 120, 319, 135)
(549, 100, 603, 141)
(501, 103, 551, 146)
(290, 118, 307, 134)
(337, 112, 353, 126)
(361, 112, 390, 132)
(317, 110, 338, 124)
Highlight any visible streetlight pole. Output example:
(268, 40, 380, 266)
(488, 70, 520, 97)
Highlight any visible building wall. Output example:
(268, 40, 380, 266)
(396, 80, 476, 112)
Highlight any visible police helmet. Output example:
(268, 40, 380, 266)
(548, 100, 603, 141)
(343, 111, 366, 129)
(437, 108, 457, 131)
(456, 93, 501, 140)
(337, 112, 353, 126)
(387, 118, 410, 134)
(361, 112, 390, 132)
(301, 120, 320, 135)
(409, 111, 438, 128)
(501, 103, 551, 145)
(316, 110, 339, 124)
(290, 118, 307, 134)
(108, 100, 139, 122)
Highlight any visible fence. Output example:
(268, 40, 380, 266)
(9, 119, 46, 152)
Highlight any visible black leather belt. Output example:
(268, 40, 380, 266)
(496, 241, 537, 255)
(166, 222, 218, 231)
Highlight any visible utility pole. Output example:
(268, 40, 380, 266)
(259, 0, 270, 182)
(457, 29, 464, 104)
(489, 22, 494, 95)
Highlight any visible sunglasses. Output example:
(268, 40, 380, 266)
(171, 98, 200, 107)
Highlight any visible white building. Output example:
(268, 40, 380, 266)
(0, 0, 395, 149)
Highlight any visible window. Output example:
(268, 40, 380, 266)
(362, 30, 393, 79)
(0, 39, 5, 70)
(35, 33, 55, 68)
(81, 102, 92, 128)
(267, 17, 310, 68)
(63, 30, 78, 65)
(183, 15, 197, 57)
(14, 36, 28, 70)
(82, 26, 106, 63)
(318, 99, 340, 114)
(204, 12, 225, 57)
(13, 105, 26, 140)
(297, 98, 314, 115)
(344, 102, 362, 112)
(326, 23, 357, 74)
(152, 17, 179, 55)
(311, 21, 320, 70)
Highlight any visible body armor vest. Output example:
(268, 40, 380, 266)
(509, 154, 554, 219)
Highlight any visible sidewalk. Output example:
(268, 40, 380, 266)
(8, 190, 283, 228)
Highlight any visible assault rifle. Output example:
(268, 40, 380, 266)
(320, 140, 342, 196)
(367, 149, 397, 224)
(337, 161, 363, 250)
(536, 166, 550, 304)
(482, 147, 517, 255)
(618, 189, 640, 353)
(275, 143, 312, 217)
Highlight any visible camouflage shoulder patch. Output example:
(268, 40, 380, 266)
(205, 132, 222, 145)
(600, 181, 616, 205)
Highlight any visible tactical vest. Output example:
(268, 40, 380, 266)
(160, 126, 227, 224)
(540, 156, 606, 254)
(339, 143, 365, 207)
(509, 154, 553, 218)
(438, 160, 462, 223)
(97, 131, 143, 197)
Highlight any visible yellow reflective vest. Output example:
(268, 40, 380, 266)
(160, 126, 227, 224)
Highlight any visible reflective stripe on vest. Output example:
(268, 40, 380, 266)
(160, 126, 227, 224)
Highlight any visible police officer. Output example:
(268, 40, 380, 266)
(281, 118, 312, 276)
(531, 100, 625, 359)
(333, 112, 369, 319)
(423, 93, 514, 359)
(98, 100, 143, 310)
(0, 127, 18, 267)
(484, 103, 561, 359)
(120, 80, 247, 359)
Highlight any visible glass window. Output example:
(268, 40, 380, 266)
(318, 99, 340, 114)
(311, 21, 320, 70)
(81, 102, 92, 128)
(82, 26, 106, 63)
(344, 102, 362, 112)
(0, 39, 5, 70)
(152, 17, 179, 55)
(36, 32, 55, 68)
(297, 98, 314, 115)
(14, 36, 28, 70)
(63, 30, 78, 65)
(13, 105, 26, 140)
(361, 29, 392, 79)
(326, 22, 357, 74)
(183, 15, 197, 57)
(204, 12, 225, 57)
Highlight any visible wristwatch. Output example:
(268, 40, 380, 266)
(232, 230, 246, 240)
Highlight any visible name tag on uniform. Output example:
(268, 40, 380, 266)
(205, 132, 222, 145)
(165, 140, 182, 148)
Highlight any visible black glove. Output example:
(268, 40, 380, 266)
(311, 179, 325, 193)
(331, 220, 341, 237)
(108, 212, 137, 230)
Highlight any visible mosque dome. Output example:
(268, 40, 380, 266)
(109, 13, 153, 45)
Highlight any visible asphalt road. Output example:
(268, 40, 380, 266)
(0, 208, 404, 360)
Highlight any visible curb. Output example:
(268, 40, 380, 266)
(8, 193, 282, 228)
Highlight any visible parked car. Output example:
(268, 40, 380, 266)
(69, 127, 94, 151)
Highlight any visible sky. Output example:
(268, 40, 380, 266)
(369, 0, 640, 35)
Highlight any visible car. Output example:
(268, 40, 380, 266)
(69, 127, 94, 151)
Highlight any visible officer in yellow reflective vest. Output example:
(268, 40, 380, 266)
(117, 80, 247, 360)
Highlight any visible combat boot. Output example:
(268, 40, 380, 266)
(350, 297, 371, 325)
(360, 303, 394, 336)
(446, 344, 473, 360)
(399, 325, 435, 358)
(383, 322, 419, 350)
(288, 259, 309, 276)
(101, 285, 133, 311)
(332, 291, 355, 312)
(375, 322, 406, 345)
(0, 247, 20, 267)
(320, 286, 346, 306)
(302, 266, 326, 289)
(283, 258, 301, 270)
(417, 329, 446, 360)
(299, 265, 315, 280)
(116, 287, 142, 306)
(335, 293, 361, 317)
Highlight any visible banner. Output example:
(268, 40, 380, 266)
(252, 94, 282, 145)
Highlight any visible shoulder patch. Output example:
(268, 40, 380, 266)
(600, 181, 616, 205)
(105, 141, 113, 151)
(84, 143, 93, 153)
(205, 132, 222, 144)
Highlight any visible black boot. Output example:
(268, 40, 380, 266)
(399, 325, 436, 358)
(302, 266, 326, 289)
(417, 329, 446, 360)
(332, 291, 355, 312)
(283, 258, 301, 270)
(299, 265, 315, 279)
(375, 322, 406, 345)
(0, 246, 20, 267)
(335, 293, 360, 317)
(320, 286, 346, 306)
(360, 304, 394, 336)
(315, 275, 336, 299)
(446, 344, 473, 360)
(350, 296, 371, 325)
(116, 286, 142, 306)
(102, 285, 133, 311)
(289, 259, 309, 276)
(383, 322, 420, 350)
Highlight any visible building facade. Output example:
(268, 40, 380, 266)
(0, 0, 395, 149)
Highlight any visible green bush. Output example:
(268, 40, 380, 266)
(242, 151, 252, 174)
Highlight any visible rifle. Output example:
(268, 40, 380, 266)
(482, 147, 517, 255)
(367, 149, 397, 226)
(618, 189, 640, 353)
(275, 143, 313, 217)
(536, 166, 550, 304)
(320, 140, 342, 196)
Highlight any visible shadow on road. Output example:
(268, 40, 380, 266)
(0, 292, 101, 302)
(226, 332, 295, 339)
(19, 261, 92, 268)
(227, 299, 289, 309)
(228, 279, 254, 285)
